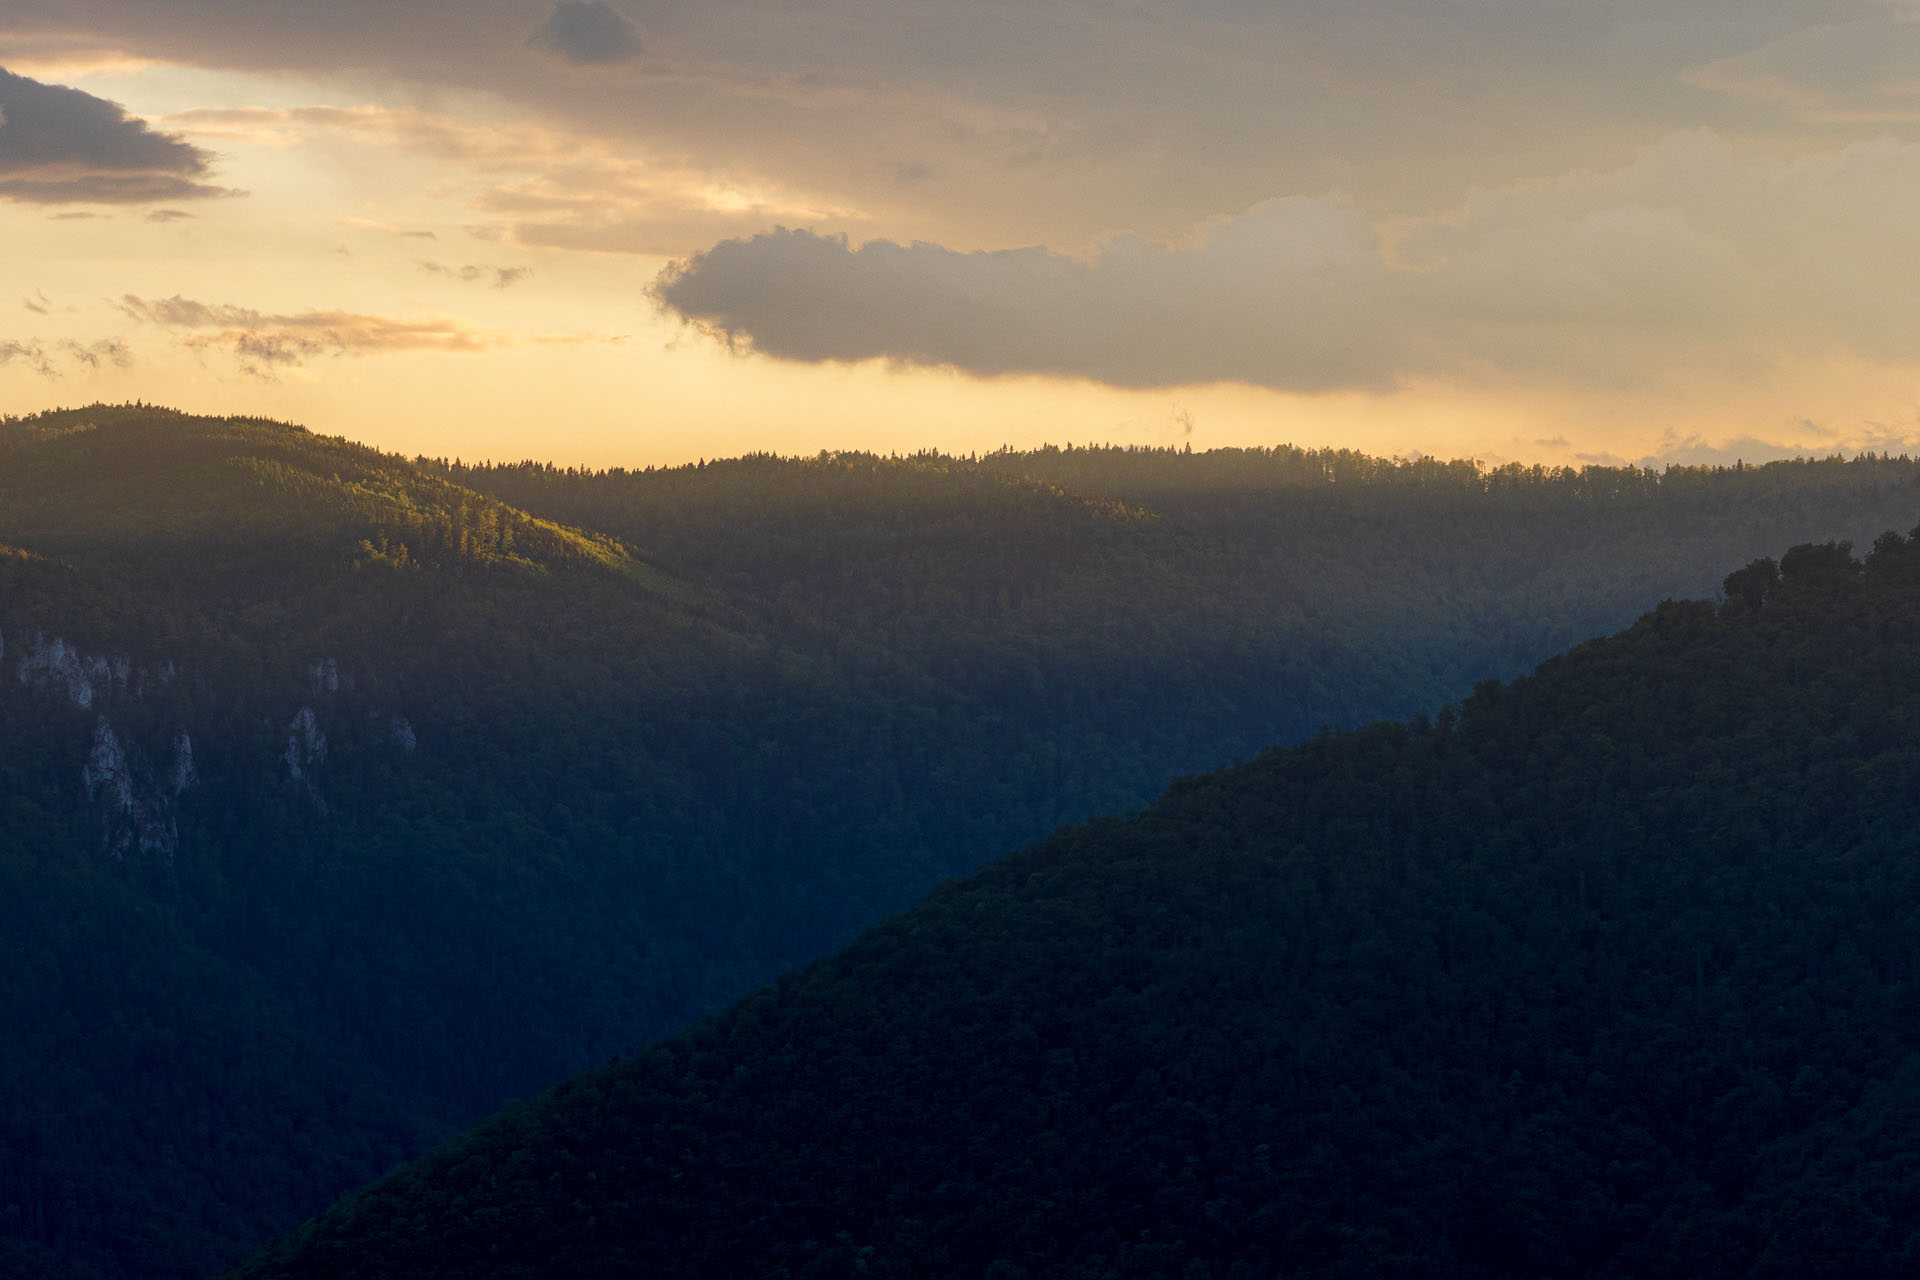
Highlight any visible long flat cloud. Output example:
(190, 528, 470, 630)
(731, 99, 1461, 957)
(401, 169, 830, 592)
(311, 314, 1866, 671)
(652, 204, 1403, 391)
(652, 130, 1920, 393)
(0, 67, 233, 204)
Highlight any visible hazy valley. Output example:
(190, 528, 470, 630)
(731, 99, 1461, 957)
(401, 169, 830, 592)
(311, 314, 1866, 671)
(6, 405, 1920, 1276)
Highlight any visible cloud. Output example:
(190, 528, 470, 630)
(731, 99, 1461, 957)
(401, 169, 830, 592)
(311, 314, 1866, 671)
(23, 290, 50, 315)
(652, 203, 1404, 392)
(1682, 15, 1920, 123)
(0, 334, 133, 377)
(650, 129, 1920, 395)
(167, 103, 856, 255)
(886, 161, 932, 189)
(61, 338, 133, 370)
(0, 340, 55, 378)
(0, 67, 235, 205)
(530, 2, 645, 65)
(119, 294, 510, 375)
(0, 173, 235, 204)
(0, 0, 1842, 256)
(145, 208, 193, 222)
(419, 261, 529, 288)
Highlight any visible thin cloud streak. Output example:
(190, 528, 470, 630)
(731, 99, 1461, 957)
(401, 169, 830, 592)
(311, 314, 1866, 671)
(117, 294, 611, 378)
(419, 262, 530, 289)
(167, 104, 858, 254)
(120, 294, 509, 375)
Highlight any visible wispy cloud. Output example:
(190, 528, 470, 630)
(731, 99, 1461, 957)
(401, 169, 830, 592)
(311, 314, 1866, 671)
(0, 340, 55, 378)
(116, 293, 601, 377)
(0, 335, 126, 378)
(419, 261, 530, 289)
(121, 294, 506, 373)
(61, 337, 132, 370)
(167, 104, 859, 255)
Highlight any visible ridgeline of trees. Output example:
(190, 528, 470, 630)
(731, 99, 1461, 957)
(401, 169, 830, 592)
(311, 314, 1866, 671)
(239, 531, 1920, 1278)
(2, 404, 1919, 1278)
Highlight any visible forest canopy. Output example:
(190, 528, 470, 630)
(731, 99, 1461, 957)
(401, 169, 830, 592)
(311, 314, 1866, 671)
(3, 404, 1920, 1279)
(237, 529, 1920, 1279)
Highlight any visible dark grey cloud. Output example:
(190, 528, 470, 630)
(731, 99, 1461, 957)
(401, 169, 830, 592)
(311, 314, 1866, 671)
(0, 67, 203, 172)
(531, 2, 645, 64)
(652, 212, 1402, 392)
(0, 68, 236, 205)
(0, 67, 234, 205)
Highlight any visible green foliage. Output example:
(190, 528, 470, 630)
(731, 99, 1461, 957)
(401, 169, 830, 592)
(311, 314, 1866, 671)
(238, 534, 1920, 1278)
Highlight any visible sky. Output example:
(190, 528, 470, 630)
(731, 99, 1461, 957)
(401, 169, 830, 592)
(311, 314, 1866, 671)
(7, 1, 1920, 467)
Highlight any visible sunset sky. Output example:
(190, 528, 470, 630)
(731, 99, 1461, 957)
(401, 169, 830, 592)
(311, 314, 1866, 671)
(9, 1, 1920, 467)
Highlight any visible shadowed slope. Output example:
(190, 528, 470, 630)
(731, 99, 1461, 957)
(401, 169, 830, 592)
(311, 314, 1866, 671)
(239, 533, 1920, 1279)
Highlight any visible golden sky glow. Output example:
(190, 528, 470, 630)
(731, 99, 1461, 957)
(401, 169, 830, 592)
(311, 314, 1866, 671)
(9, 3, 1920, 467)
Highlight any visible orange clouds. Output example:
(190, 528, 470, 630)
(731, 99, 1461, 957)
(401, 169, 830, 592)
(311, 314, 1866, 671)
(119, 295, 507, 374)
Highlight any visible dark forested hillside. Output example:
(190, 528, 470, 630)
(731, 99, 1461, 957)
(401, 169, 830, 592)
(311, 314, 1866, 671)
(237, 532, 1920, 1279)
(442, 440, 1920, 737)
(5, 404, 1920, 1278)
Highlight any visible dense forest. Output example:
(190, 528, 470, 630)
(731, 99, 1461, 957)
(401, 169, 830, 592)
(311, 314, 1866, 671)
(237, 530, 1920, 1278)
(4, 403, 1920, 1278)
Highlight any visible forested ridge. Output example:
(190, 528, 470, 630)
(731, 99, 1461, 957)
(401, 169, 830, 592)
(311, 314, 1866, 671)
(4, 403, 1920, 1278)
(238, 531, 1920, 1279)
